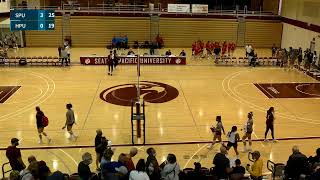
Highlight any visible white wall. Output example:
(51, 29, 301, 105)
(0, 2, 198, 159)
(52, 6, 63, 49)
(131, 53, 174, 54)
(0, 0, 11, 13)
(281, 23, 320, 53)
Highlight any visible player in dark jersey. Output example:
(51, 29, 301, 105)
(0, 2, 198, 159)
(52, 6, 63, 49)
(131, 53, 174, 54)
(36, 106, 51, 144)
(264, 107, 277, 142)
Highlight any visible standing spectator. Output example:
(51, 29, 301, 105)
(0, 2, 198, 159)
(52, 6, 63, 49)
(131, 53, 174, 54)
(245, 44, 253, 57)
(36, 106, 51, 144)
(213, 146, 232, 179)
(107, 51, 114, 76)
(6, 138, 26, 171)
(146, 148, 160, 180)
(246, 151, 263, 180)
(161, 154, 180, 180)
(95, 137, 109, 170)
(310, 38, 316, 53)
(264, 107, 277, 142)
(272, 44, 277, 57)
(298, 47, 303, 69)
(226, 126, 240, 157)
(207, 116, 225, 149)
(95, 129, 103, 170)
(129, 159, 150, 180)
(126, 147, 138, 172)
(65, 45, 71, 65)
(60, 47, 68, 66)
(78, 152, 95, 180)
(230, 159, 245, 180)
(58, 46, 62, 58)
(62, 103, 77, 140)
(285, 146, 311, 179)
(242, 112, 254, 152)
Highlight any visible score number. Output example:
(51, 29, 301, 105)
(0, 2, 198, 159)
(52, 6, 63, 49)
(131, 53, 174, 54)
(39, 21, 55, 30)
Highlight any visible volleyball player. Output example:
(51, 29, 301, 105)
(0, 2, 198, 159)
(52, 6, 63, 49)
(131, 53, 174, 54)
(242, 112, 254, 152)
(207, 116, 225, 149)
(35, 107, 51, 144)
(107, 51, 113, 76)
(62, 103, 77, 140)
(226, 126, 240, 157)
(264, 107, 277, 142)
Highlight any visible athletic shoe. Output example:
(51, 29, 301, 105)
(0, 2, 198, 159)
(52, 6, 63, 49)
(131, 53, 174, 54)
(38, 140, 43, 144)
(264, 139, 268, 142)
(272, 139, 278, 143)
(207, 144, 213, 149)
(108, 73, 110, 75)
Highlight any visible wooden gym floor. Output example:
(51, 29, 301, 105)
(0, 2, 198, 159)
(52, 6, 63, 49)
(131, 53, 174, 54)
(0, 48, 319, 177)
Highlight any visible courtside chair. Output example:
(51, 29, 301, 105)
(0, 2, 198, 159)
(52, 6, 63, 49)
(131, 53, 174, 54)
(263, 57, 269, 65)
(31, 56, 37, 66)
(36, 56, 43, 65)
(47, 56, 53, 66)
(12, 56, 19, 66)
(269, 57, 276, 66)
(243, 57, 248, 64)
(231, 57, 236, 64)
(53, 56, 59, 66)
(238, 57, 244, 64)
(26, 56, 32, 65)
(42, 56, 48, 66)
(7, 56, 14, 66)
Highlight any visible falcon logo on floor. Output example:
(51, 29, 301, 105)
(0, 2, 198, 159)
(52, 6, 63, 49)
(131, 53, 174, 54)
(100, 81, 179, 106)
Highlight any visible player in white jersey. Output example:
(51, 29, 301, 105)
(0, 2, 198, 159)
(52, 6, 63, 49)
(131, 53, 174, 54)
(226, 126, 240, 157)
(242, 112, 254, 152)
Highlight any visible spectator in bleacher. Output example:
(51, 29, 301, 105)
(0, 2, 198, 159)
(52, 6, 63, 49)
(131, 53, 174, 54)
(9, 171, 20, 180)
(112, 36, 117, 49)
(146, 148, 160, 180)
(160, 154, 180, 180)
(78, 152, 95, 180)
(310, 164, 320, 180)
(165, 49, 172, 56)
(124, 35, 128, 49)
(179, 50, 186, 57)
(213, 146, 232, 179)
(38, 160, 65, 180)
(285, 146, 311, 179)
(95, 129, 103, 170)
(309, 148, 320, 167)
(102, 153, 129, 179)
(20, 155, 39, 180)
(126, 147, 138, 172)
(100, 148, 114, 179)
(188, 162, 205, 179)
(230, 159, 245, 180)
(128, 49, 135, 56)
(246, 151, 263, 180)
(6, 138, 26, 171)
(129, 159, 150, 180)
(298, 48, 303, 69)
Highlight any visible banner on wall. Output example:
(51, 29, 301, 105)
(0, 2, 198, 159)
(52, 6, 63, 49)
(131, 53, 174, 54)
(168, 4, 190, 13)
(192, 4, 208, 14)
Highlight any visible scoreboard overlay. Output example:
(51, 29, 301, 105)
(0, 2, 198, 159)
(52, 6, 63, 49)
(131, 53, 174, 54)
(10, 10, 55, 31)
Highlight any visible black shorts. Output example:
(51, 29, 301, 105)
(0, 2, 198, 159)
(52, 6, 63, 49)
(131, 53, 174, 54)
(37, 125, 44, 129)
(246, 131, 253, 134)
(227, 142, 238, 148)
(67, 122, 74, 127)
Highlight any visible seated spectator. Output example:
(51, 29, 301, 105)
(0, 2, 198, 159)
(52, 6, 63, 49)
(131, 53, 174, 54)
(6, 138, 26, 171)
(246, 151, 263, 180)
(9, 170, 20, 180)
(128, 49, 135, 56)
(165, 49, 172, 56)
(310, 164, 320, 180)
(285, 146, 311, 179)
(213, 146, 232, 179)
(309, 148, 320, 167)
(20, 155, 39, 180)
(188, 162, 205, 179)
(100, 148, 114, 179)
(129, 159, 149, 180)
(230, 159, 245, 180)
(38, 161, 65, 180)
(146, 148, 160, 180)
(103, 153, 129, 179)
(179, 50, 186, 57)
(133, 41, 139, 49)
(78, 152, 95, 180)
(160, 154, 180, 180)
(126, 147, 138, 172)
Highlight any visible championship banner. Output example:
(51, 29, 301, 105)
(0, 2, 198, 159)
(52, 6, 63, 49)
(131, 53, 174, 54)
(192, 4, 208, 13)
(80, 56, 186, 65)
(168, 4, 190, 13)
